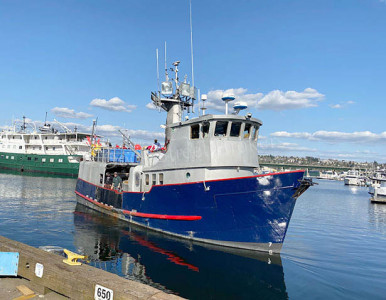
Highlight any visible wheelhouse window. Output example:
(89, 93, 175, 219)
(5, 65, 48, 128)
(159, 173, 164, 185)
(152, 174, 156, 186)
(145, 174, 150, 185)
(202, 122, 210, 138)
(190, 124, 200, 139)
(243, 123, 252, 138)
(230, 122, 242, 137)
(252, 126, 259, 141)
(214, 121, 229, 136)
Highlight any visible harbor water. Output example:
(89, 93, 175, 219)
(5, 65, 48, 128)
(1, 172, 386, 299)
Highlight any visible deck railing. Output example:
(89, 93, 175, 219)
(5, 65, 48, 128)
(94, 147, 140, 163)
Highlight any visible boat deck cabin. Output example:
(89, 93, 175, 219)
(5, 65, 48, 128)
(80, 113, 263, 193)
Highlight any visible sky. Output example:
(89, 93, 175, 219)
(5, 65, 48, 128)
(1, 0, 386, 162)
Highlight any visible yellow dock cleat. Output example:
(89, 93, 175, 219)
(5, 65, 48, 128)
(62, 249, 86, 266)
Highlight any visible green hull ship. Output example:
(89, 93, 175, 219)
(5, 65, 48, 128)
(0, 152, 82, 177)
(0, 117, 93, 178)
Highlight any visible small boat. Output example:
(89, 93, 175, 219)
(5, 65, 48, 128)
(75, 60, 312, 253)
(368, 170, 386, 189)
(344, 170, 361, 186)
(318, 170, 338, 180)
(370, 181, 386, 203)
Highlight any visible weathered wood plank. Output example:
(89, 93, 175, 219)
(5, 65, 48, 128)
(0, 236, 183, 300)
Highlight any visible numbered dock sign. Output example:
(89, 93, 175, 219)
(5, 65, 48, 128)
(95, 284, 113, 300)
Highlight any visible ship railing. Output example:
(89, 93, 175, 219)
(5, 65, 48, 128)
(93, 147, 141, 164)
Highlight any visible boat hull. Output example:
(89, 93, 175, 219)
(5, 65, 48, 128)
(370, 187, 386, 203)
(75, 170, 305, 253)
(0, 152, 80, 177)
(344, 178, 359, 185)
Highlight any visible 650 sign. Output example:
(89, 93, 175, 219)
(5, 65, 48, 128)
(94, 284, 113, 300)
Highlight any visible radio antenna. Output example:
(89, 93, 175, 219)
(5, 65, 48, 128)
(164, 41, 169, 81)
(189, 0, 194, 87)
(156, 48, 160, 94)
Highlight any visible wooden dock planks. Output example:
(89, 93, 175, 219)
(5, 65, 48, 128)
(0, 235, 183, 300)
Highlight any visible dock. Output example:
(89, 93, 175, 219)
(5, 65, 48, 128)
(0, 235, 182, 299)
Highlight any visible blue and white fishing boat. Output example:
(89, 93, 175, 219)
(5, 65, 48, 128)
(75, 60, 312, 253)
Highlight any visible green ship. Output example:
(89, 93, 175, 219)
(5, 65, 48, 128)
(0, 118, 93, 177)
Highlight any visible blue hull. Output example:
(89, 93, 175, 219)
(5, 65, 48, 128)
(75, 170, 305, 252)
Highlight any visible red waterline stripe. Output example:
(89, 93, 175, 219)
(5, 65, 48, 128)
(75, 191, 202, 221)
(122, 210, 202, 221)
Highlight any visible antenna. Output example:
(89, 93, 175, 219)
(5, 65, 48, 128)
(201, 94, 207, 115)
(156, 48, 160, 94)
(222, 94, 235, 115)
(164, 41, 168, 81)
(189, 0, 194, 88)
(44, 112, 48, 125)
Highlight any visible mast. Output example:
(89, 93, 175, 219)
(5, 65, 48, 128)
(150, 4, 198, 143)
(150, 60, 197, 143)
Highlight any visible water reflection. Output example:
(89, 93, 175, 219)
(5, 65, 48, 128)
(368, 202, 386, 234)
(73, 204, 288, 300)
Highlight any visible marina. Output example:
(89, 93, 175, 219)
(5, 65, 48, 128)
(1, 1, 386, 299)
(1, 173, 386, 299)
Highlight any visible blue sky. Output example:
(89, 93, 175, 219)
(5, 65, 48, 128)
(1, 0, 386, 162)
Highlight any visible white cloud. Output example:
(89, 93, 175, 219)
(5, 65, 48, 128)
(270, 131, 312, 139)
(258, 140, 386, 162)
(258, 142, 317, 153)
(271, 130, 386, 144)
(121, 129, 164, 141)
(206, 88, 263, 112)
(205, 87, 323, 112)
(90, 97, 136, 113)
(51, 107, 93, 119)
(146, 102, 159, 111)
(329, 101, 355, 109)
(74, 124, 164, 142)
(258, 88, 324, 111)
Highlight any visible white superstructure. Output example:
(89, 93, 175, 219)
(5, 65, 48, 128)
(0, 118, 92, 160)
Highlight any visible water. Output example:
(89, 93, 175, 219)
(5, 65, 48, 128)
(1, 173, 386, 299)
